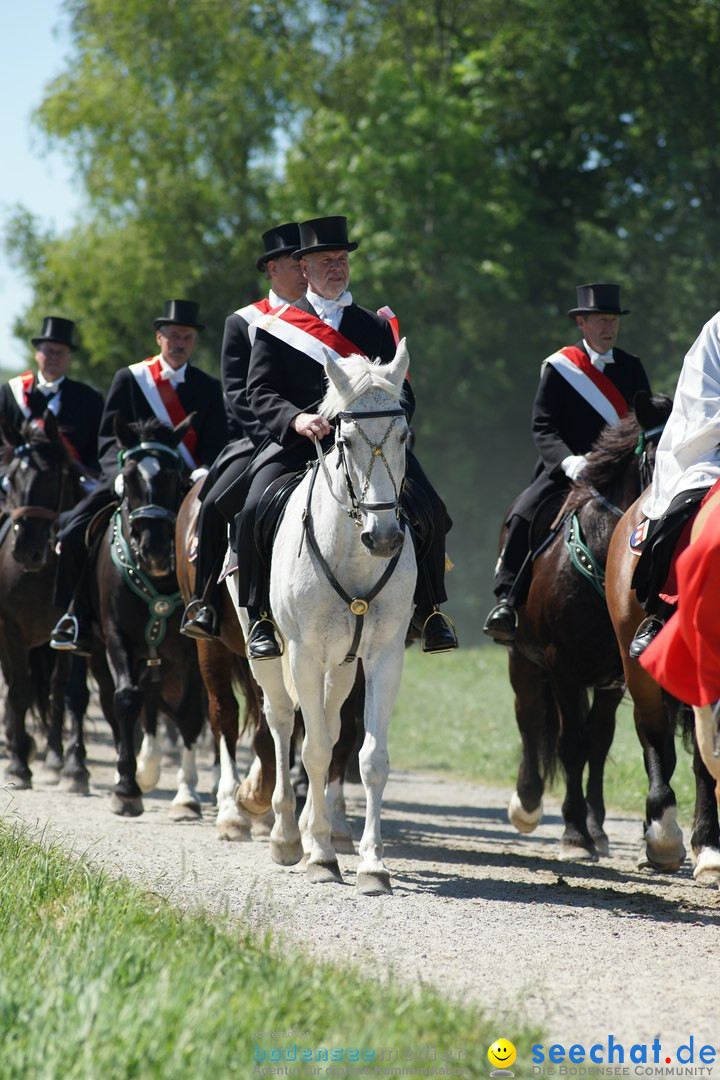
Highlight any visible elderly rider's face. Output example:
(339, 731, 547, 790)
(300, 250, 350, 300)
(576, 313, 620, 355)
(155, 324, 198, 370)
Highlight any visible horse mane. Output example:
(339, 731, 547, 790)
(318, 355, 403, 419)
(125, 416, 180, 447)
(563, 411, 641, 512)
(0, 417, 70, 469)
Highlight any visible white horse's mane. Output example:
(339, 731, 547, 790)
(318, 354, 403, 419)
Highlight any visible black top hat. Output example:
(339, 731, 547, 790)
(153, 299, 205, 331)
(256, 222, 301, 271)
(567, 283, 629, 317)
(31, 316, 78, 351)
(292, 216, 359, 259)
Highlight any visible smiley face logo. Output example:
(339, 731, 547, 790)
(488, 1038, 516, 1075)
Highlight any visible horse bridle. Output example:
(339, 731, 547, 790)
(315, 407, 407, 526)
(7, 441, 72, 530)
(306, 406, 408, 663)
(117, 440, 187, 562)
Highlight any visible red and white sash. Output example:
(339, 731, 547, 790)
(128, 357, 198, 469)
(544, 346, 628, 427)
(248, 304, 366, 365)
(8, 371, 37, 418)
(234, 298, 274, 324)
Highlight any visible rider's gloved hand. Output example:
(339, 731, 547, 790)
(561, 454, 588, 481)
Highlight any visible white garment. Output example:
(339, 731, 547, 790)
(37, 374, 65, 395)
(643, 310, 720, 519)
(158, 358, 187, 387)
(561, 454, 587, 480)
(306, 288, 352, 330)
(583, 339, 614, 372)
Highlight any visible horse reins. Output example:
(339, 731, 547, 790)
(304, 406, 407, 663)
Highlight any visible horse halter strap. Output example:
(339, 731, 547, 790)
(316, 407, 406, 525)
(119, 440, 185, 527)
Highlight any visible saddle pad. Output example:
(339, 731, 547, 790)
(629, 518, 651, 556)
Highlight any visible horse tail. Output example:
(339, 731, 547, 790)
(28, 644, 53, 732)
(538, 674, 561, 784)
(232, 654, 264, 735)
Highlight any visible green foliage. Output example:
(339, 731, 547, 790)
(0, 822, 537, 1078)
(6, 0, 720, 634)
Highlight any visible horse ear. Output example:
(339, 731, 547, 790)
(633, 389, 672, 430)
(385, 337, 410, 389)
(113, 411, 133, 448)
(323, 350, 354, 401)
(0, 413, 22, 449)
(172, 412, 195, 446)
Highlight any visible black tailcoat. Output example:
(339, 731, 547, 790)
(0, 374, 104, 472)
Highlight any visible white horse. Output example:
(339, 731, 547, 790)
(230, 340, 416, 894)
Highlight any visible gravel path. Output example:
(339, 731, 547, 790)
(2, 715, 719, 1053)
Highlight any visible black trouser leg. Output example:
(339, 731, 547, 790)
(406, 453, 450, 610)
(233, 462, 295, 609)
(493, 514, 531, 600)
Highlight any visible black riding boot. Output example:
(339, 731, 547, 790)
(246, 606, 282, 661)
(483, 516, 531, 644)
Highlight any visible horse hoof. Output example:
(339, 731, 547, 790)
(43, 748, 64, 774)
(109, 792, 144, 817)
(332, 833, 356, 855)
(508, 791, 543, 834)
(251, 810, 274, 839)
(4, 770, 32, 790)
(588, 831, 610, 857)
(39, 766, 62, 786)
(169, 801, 202, 822)
(692, 848, 720, 887)
(270, 839, 304, 866)
(559, 842, 598, 863)
(59, 773, 90, 796)
(637, 849, 684, 873)
(356, 870, 392, 896)
(217, 819, 252, 842)
(307, 860, 343, 885)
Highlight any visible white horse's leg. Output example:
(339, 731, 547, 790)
(216, 733, 252, 841)
(169, 744, 202, 821)
(357, 644, 405, 895)
(293, 651, 353, 883)
(328, 777, 355, 853)
(136, 731, 162, 793)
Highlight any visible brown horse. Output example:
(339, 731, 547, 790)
(0, 409, 87, 788)
(175, 481, 364, 847)
(606, 486, 720, 883)
(506, 392, 671, 860)
(88, 415, 207, 818)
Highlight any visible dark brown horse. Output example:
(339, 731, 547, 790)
(0, 409, 87, 787)
(506, 392, 671, 859)
(175, 481, 363, 847)
(606, 476, 720, 884)
(88, 414, 206, 817)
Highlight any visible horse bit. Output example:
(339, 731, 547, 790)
(304, 407, 408, 663)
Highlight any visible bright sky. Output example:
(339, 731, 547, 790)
(1, 1, 80, 371)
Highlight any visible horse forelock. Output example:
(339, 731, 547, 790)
(318, 355, 403, 419)
(126, 416, 177, 447)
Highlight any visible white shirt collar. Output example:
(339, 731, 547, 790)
(36, 373, 66, 395)
(584, 339, 614, 370)
(158, 357, 187, 385)
(306, 288, 353, 330)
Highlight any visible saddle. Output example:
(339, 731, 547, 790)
(253, 470, 305, 568)
(84, 501, 116, 548)
(529, 492, 567, 555)
(631, 489, 707, 605)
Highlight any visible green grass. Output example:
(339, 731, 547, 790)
(390, 645, 697, 826)
(0, 823, 540, 1080)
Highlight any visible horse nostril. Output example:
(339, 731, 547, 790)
(361, 531, 375, 551)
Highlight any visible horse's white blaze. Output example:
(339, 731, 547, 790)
(216, 733, 252, 841)
(231, 344, 416, 886)
(693, 705, 720, 786)
(136, 733, 162, 793)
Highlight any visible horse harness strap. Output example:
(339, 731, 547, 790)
(110, 509, 183, 653)
(565, 512, 606, 598)
(301, 462, 401, 664)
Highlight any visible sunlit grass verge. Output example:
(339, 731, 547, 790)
(0, 822, 540, 1080)
(390, 645, 696, 825)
